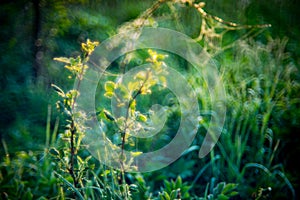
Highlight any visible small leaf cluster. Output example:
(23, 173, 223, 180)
(100, 49, 169, 152)
(159, 176, 191, 200)
(54, 39, 98, 79)
(199, 182, 238, 200)
(0, 151, 58, 199)
(51, 84, 78, 117)
(51, 39, 99, 197)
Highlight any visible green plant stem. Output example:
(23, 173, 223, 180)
(45, 104, 51, 148)
(51, 117, 60, 145)
(55, 171, 84, 200)
(68, 54, 89, 188)
(120, 71, 149, 181)
(69, 119, 78, 187)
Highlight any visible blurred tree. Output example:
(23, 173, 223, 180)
(32, 0, 41, 79)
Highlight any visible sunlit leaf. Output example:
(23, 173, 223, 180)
(128, 81, 140, 92)
(103, 109, 115, 121)
(129, 184, 139, 192)
(104, 92, 114, 98)
(51, 84, 65, 97)
(135, 71, 147, 80)
(159, 76, 167, 87)
(104, 81, 116, 93)
(222, 183, 238, 194)
(53, 57, 70, 64)
(49, 147, 60, 156)
(137, 113, 147, 122)
(131, 151, 142, 158)
(130, 99, 136, 110)
(128, 137, 135, 146)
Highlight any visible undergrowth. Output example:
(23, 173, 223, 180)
(1, 0, 298, 199)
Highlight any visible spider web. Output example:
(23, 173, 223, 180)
(117, 0, 271, 56)
(192, 2, 271, 54)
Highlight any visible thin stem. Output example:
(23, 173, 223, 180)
(119, 70, 149, 176)
(68, 54, 89, 189)
(71, 64, 85, 111)
(69, 119, 78, 187)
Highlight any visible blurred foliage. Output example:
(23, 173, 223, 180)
(0, 0, 300, 199)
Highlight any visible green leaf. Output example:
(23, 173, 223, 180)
(159, 76, 167, 87)
(77, 156, 84, 164)
(115, 84, 130, 100)
(137, 113, 147, 122)
(222, 183, 238, 194)
(182, 185, 191, 193)
(84, 155, 92, 163)
(170, 189, 179, 199)
(131, 151, 143, 157)
(128, 81, 140, 91)
(49, 147, 60, 156)
(103, 110, 115, 121)
(207, 194, 214, 200)
(140, 86, 151, 95)
(159, 191, 170, 200)
(126, 136, 135, 146)
(217, 194, 229, 200)
(22, 189, 33, 200)
(101, 170, 111, 177)
(37, 197, 48, 200)
(104, 81, 116, 93)
(51, 84, 65, 97)
(81, 39, 99, 54)
(213, 182, 225, 195)
(70, 56, 81, 66)
(171, 180, 176, 190)
(104, 92, 114, 98)
(54, 57, 70, 64)
(54, 172, 84, 200)
(129, 184, 139, 193)
(164, 180, 171, 191)
(175, 176, 182, 188)
(227, 191, 239, 197)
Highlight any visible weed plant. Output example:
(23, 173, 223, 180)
(1, 0, 299, 199)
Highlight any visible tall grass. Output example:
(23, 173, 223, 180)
(1, 0, 299, 199)
(209, 38, 297, 198)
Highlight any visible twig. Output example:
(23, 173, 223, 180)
(119, 70, 150, 177)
